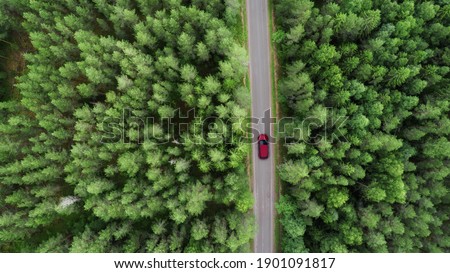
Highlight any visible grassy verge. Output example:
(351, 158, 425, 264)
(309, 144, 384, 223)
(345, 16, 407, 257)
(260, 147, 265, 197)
(232, 0, 248, 49)
(268, 0, 283, 253)
(237, 0, 255, 253)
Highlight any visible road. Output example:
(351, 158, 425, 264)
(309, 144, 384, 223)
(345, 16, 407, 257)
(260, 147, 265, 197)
(246, 0, 276, 253)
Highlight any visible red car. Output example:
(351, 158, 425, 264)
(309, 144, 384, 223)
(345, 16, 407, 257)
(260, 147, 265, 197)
(258, 134, 269, 159)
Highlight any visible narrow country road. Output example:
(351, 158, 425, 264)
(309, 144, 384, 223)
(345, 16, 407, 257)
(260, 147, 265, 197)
(246, 0, 276, 253)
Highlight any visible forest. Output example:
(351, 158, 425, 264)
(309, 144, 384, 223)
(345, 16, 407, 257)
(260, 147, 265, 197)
(1, 0, 449, 254)
(0, 0, 254, 252)
(274, 0, 449, 252)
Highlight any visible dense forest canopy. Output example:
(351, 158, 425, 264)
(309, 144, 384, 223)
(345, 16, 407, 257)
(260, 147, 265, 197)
(1, 0, 449, 254)
(0, 0, 254, 252)
(274, 0, 449, 252)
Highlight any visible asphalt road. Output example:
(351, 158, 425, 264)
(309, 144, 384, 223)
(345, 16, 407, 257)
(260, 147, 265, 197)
(246, 0, 276, 253)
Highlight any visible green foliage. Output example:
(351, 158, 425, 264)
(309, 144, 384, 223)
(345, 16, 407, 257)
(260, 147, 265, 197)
(277, 160, 309, 184)
(275, 0, 450, 253)
(0, 0, 253, 253)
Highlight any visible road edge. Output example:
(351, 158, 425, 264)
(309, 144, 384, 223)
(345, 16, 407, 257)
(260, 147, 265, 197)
(268, 0, 283, 253)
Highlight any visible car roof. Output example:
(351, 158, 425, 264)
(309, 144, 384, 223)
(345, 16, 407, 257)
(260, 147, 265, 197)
(259, 141, 269, 157)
